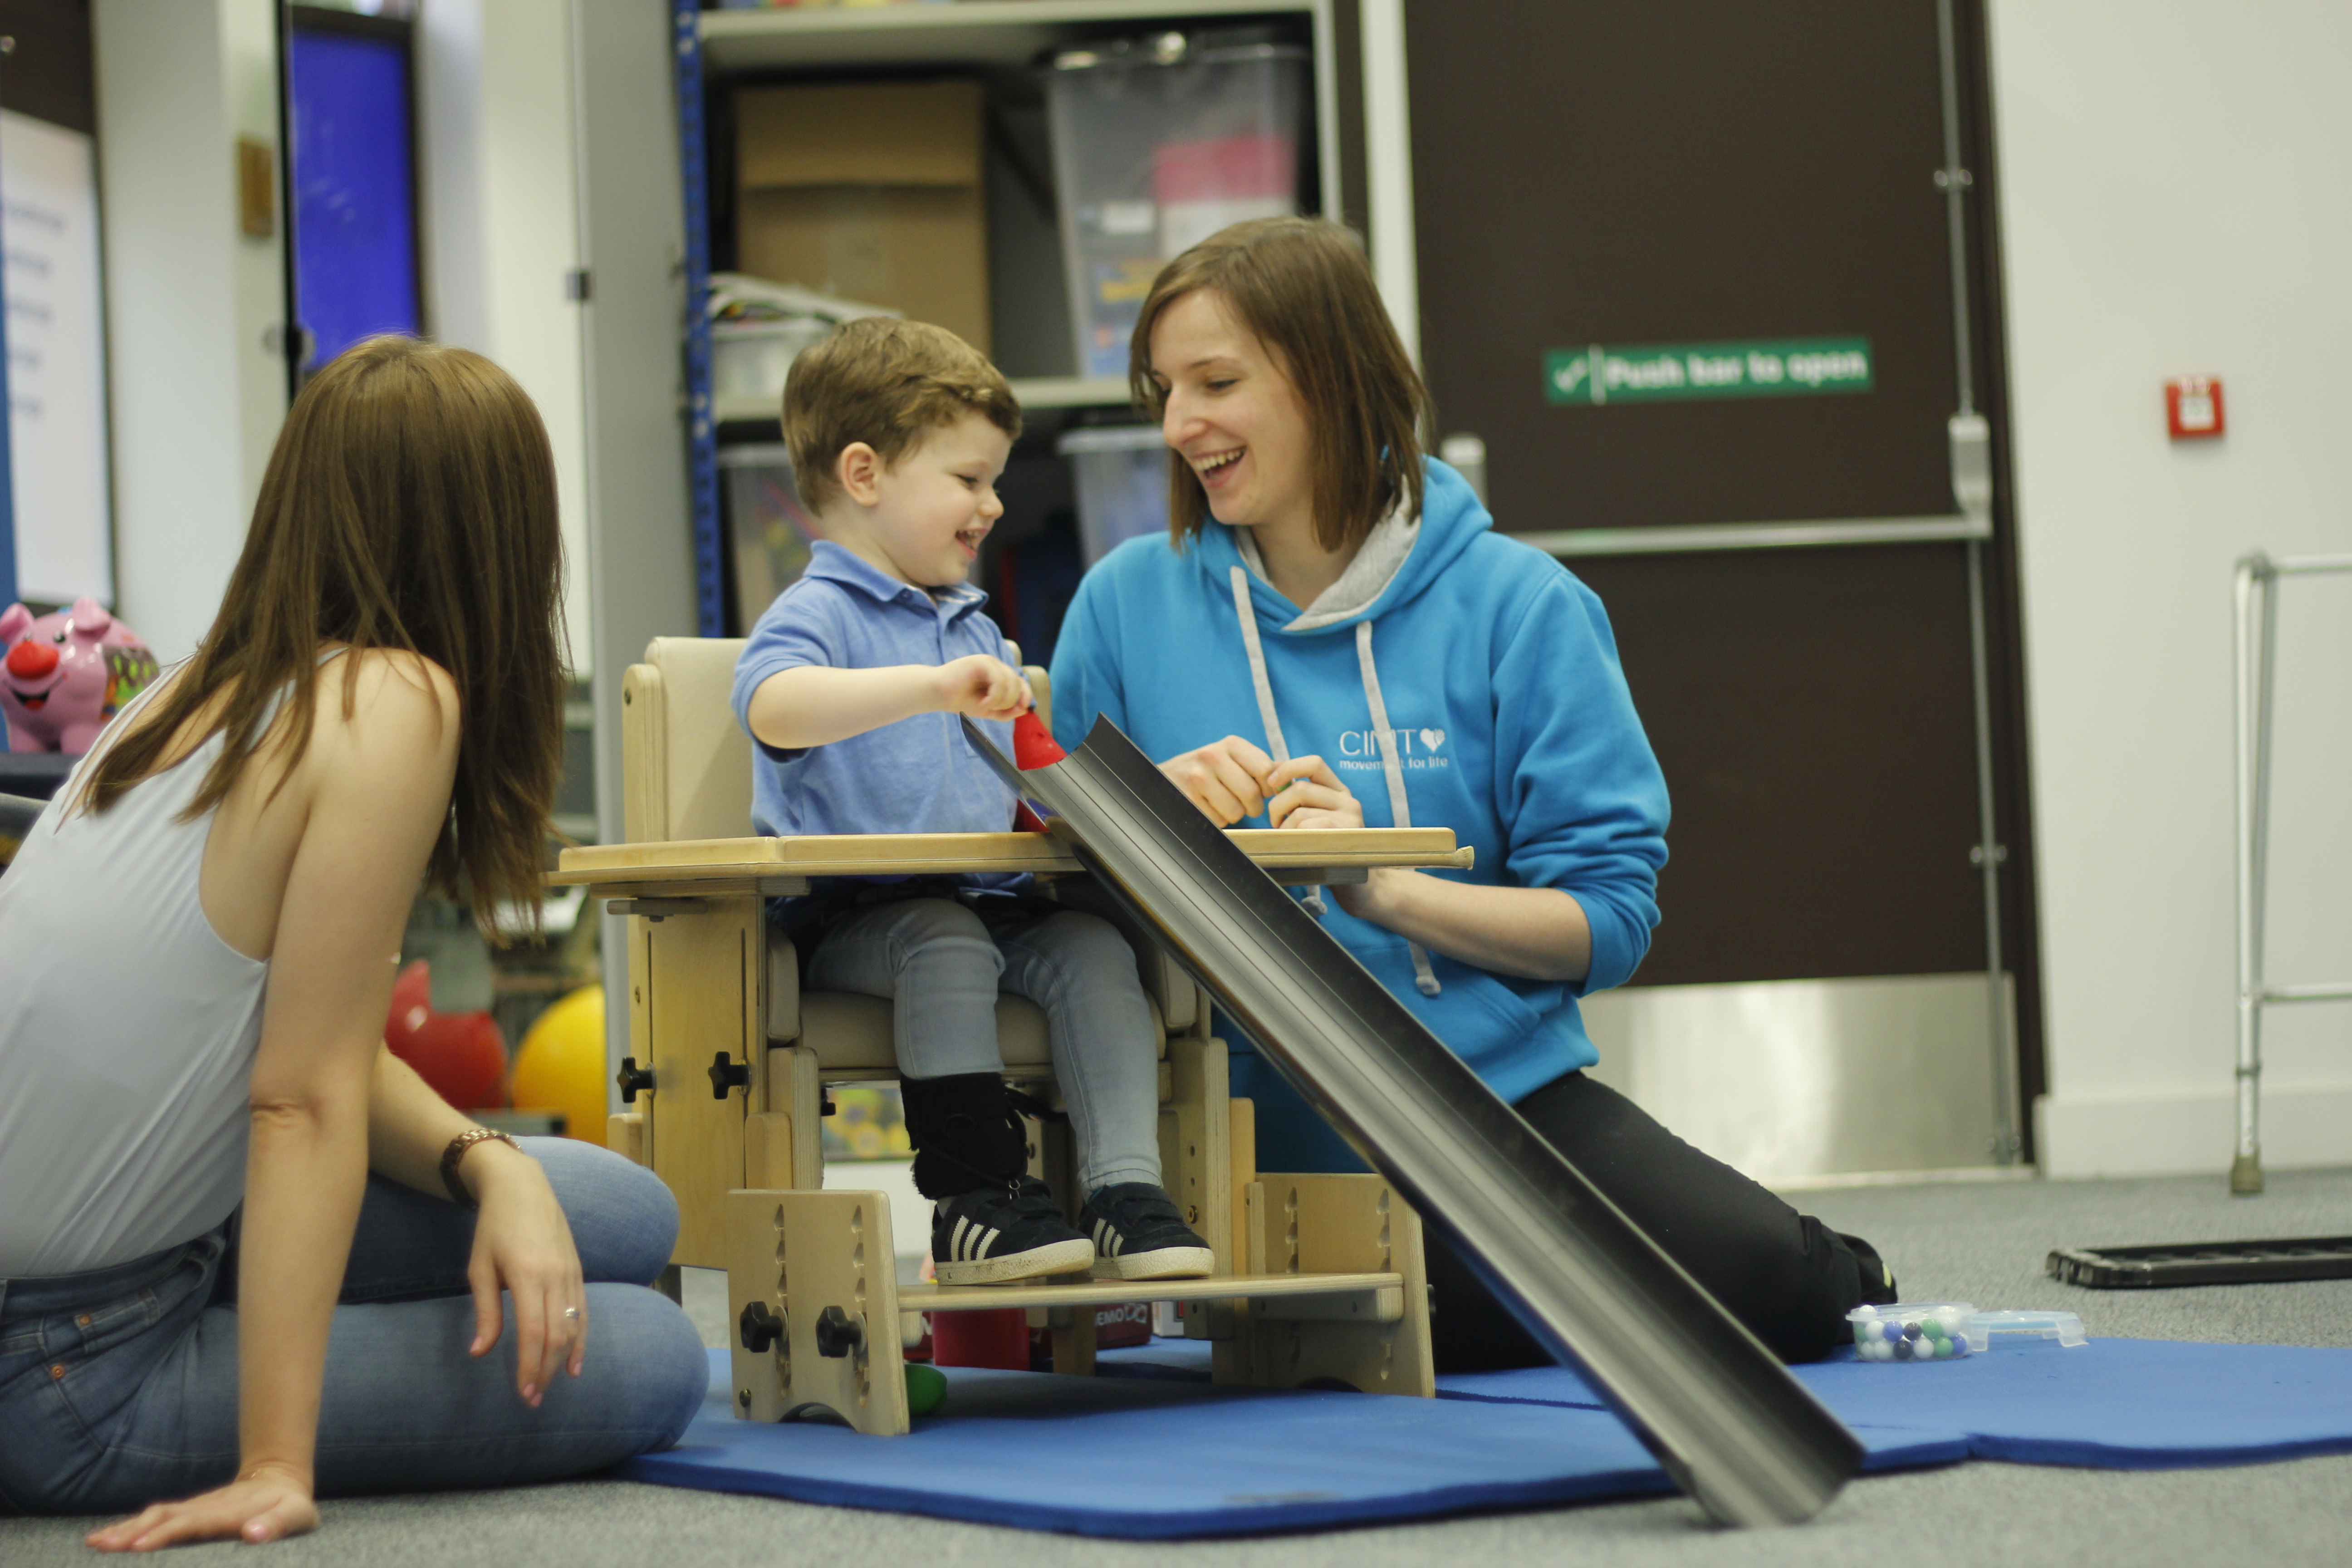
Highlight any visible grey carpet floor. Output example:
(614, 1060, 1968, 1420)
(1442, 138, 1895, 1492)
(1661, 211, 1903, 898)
(9, 1166, 2350, 1568)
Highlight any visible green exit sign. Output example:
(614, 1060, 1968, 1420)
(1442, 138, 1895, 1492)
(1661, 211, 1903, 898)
(1544, 337, 1873, 405)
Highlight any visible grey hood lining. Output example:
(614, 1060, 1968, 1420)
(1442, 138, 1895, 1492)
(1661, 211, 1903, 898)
(1232, 505, 1419, 632)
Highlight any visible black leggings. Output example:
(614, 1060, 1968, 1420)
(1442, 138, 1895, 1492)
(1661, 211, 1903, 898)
(1424, 1071, 1886, 1370)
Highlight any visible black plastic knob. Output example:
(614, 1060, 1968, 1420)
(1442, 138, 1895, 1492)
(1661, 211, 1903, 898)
(708, 1051, 751, 1100)
(615, 1058, 654, 1104)
(814, 1305, 863, 1359)
(739, 1300, 783, 1354)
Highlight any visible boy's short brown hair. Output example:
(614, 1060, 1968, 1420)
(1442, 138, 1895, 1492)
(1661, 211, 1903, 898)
(782, 317, 1022, 511)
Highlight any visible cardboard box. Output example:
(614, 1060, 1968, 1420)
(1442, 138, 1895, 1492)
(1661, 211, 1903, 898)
(735, 80, 990, 353)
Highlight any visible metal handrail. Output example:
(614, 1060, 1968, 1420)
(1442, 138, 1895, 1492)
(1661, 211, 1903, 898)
(1523, 513, 1985, 559)
(2231, 550, 2352, 1195)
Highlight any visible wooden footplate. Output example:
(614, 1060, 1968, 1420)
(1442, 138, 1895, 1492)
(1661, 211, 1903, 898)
(725, 1174, 1433, 1436)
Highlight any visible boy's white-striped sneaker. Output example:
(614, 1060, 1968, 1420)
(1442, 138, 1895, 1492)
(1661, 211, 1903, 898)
(1080, 1182, 1215, 1281)
(930, 1177, 1094, 1286)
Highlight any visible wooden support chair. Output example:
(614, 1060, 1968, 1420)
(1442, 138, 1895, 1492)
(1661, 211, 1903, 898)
(593, 635, 1435, 1432)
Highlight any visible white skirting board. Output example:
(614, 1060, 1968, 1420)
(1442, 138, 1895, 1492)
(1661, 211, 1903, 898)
(2034, 1083, 2352, 1180)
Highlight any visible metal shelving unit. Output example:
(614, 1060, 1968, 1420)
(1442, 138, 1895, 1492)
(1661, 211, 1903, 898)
(712, 376, 1132, 428)
(674, 0, 1339, 632)
(702, 0, 1321, 72)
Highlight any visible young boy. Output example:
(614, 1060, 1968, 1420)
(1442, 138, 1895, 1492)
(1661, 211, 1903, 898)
(730, 318, 1212, 1287)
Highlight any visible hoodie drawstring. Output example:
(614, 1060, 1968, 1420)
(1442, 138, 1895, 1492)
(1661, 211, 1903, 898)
(1355, 622, 1442, 996)
(1227, 564, 1441, 994)
(1230, 566, 1328, 918)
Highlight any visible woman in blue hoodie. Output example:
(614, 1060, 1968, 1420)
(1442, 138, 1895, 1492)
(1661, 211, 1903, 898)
(1049, 217, 1894, 1367)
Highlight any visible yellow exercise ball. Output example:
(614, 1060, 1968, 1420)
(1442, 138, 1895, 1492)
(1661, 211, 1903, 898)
(511, 984, 609, 1148)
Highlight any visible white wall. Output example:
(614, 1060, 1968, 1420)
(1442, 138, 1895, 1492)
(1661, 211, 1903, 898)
(1992, 1, 2352, 1176)
(93, 1, 588, 671)
(93, 0, 289, 662)
(421, 0, 592, 677)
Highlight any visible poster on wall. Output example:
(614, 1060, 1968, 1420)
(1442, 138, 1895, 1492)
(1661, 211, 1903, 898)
(2, 108, 113, 608)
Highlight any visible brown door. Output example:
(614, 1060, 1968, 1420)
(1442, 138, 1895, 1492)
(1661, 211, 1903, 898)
(1402, 0, 2039, 1149)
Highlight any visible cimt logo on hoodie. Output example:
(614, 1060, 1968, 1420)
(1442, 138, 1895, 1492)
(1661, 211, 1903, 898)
(1334, 726, 1451, 772)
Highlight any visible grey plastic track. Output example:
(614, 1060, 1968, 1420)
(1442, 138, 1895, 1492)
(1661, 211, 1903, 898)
(970, 716, 1862, 1526)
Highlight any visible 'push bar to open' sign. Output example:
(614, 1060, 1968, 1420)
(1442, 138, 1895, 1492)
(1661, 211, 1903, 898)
(1545, 337, 1872, 406)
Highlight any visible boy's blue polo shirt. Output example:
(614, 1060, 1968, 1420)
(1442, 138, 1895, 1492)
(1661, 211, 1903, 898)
(730, 542, 1021, 866)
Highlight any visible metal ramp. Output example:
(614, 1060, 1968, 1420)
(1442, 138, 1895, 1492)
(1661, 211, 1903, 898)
(970, 716, 1862, 1528)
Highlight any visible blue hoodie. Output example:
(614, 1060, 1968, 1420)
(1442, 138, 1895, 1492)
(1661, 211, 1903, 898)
(1048, 458, 1669, 1103)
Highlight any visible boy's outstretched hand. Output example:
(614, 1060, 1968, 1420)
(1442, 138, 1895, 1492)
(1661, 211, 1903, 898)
(936, 654, 1033, 722)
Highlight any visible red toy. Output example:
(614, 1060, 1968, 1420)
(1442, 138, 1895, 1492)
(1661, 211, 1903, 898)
(931, 1306, 1031, 1371)
(1012, 710, 1066, 770)
(384, 959, 508, 1111)
(1010, 710, 1063, 832)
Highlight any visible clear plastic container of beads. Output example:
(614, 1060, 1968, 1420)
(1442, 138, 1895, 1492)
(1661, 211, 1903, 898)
(1848, 1300, 1975, 1362)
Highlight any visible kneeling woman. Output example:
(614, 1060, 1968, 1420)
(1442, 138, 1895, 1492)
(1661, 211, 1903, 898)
(1048, 217, 1897, 1369)
(0, 339, 706, 1546)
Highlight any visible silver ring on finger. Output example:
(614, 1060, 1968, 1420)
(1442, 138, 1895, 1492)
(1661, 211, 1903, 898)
(563, 1306, 581, 1321)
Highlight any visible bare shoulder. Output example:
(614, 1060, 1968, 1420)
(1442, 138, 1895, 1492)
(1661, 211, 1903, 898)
(304, 649, 462, 787)
(322, 648, 460, 725)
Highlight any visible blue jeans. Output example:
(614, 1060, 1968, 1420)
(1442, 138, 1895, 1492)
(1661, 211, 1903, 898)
(806, 898, 1161, 1193)
(0, 1139, 708, 1516)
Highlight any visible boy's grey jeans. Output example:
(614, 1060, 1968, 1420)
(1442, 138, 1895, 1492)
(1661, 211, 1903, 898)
(806, 897, 1163, 1195)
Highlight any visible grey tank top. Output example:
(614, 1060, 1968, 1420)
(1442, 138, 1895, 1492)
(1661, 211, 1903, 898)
(0, 660, 330, 1276)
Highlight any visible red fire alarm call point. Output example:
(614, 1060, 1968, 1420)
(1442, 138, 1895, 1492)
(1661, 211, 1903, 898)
(2166, 376, 2225, 440)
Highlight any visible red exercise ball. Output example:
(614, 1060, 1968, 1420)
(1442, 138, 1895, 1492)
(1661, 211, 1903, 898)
(385, 959, 508, 1111)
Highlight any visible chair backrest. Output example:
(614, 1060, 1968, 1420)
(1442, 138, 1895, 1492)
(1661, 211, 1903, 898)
(624, 637, 752, 843)
(621, 637, 1048, 843)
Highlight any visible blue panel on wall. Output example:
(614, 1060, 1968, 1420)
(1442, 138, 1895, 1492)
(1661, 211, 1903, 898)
(289, 29, 420, 369)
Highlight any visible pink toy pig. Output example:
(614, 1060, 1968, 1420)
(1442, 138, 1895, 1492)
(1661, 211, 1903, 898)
(1, 598, 161, 754)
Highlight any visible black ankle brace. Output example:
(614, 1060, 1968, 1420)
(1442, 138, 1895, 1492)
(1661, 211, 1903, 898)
(898, 1071, 1028, 1199)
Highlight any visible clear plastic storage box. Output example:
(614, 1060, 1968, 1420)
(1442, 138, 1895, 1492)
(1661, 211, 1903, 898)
(1047, 33, 1310, 378)
(718, 444, 824, 632)
(1849, 1302, 2092, 1362)
(710, 318, 832, 411)
(1847, 1301, 1975, 1362)
(1962, 1309, 2087, 1352)
(1057, 425, 1171, 565)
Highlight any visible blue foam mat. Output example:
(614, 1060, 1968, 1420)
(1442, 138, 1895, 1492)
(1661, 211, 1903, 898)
(617, 1336, 2352, 1535)
(612, 1350, 1963, 1538)
(1438, 1337, 2352, 1470)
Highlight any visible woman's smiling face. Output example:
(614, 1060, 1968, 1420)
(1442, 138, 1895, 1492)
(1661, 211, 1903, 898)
(1148, 288, 1316, 540)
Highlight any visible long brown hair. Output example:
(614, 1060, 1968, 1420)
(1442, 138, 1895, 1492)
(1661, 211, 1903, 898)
(1129, 216, 1436, 554)
(83, 336, 566, 929)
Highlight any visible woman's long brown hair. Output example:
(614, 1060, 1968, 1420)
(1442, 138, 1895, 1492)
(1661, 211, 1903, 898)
(1128, 216, 1437, 554)
(83, 336, 566, 930)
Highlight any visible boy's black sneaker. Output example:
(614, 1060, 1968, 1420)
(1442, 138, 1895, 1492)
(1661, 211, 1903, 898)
(931, 1177, 1094, 1286)
(1079, 1183, 1215, 1281)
